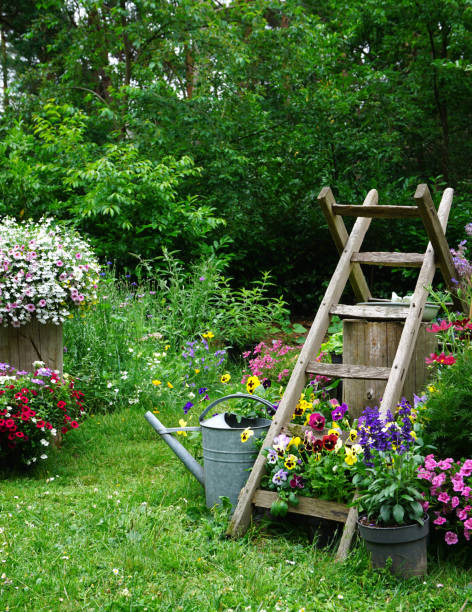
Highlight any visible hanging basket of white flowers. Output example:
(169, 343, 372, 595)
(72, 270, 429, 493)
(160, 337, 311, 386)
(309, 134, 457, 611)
(0, 217, 100, 372)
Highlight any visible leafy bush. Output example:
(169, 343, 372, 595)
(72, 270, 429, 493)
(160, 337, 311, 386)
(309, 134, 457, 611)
(423, 347, 472, 460)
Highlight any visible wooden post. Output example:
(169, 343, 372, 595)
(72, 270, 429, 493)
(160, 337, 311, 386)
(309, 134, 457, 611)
(0, 320, 63, 374)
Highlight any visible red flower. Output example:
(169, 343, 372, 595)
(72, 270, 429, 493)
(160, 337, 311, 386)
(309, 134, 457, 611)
(15, 431, 25, 438)
(426, 320, 452, 333)
(322, 433, 338, 451)
(61, 426, 68, 434)
(453, 318, 472, 331)
(70, 421, 79, 429)
(5, 419, 15, 428)
(425, 352, 456, 365)
(0, 390, 4, 395)
(57, 401, 67, 409)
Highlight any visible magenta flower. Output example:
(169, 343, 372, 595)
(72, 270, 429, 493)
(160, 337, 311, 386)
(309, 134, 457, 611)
(308, 412, 326, 431)
(451, 496, 460, 508)
(433, 515, 447, 526)
(289, 475, 304, 489)
(444, 531, 458, 545)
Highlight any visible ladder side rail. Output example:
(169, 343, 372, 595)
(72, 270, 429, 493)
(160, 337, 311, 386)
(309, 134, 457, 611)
(378, 187, 454, 418)
(415, 185, 463, 312)
(318, 187, 372, 303)
(227, 190, 377, 537)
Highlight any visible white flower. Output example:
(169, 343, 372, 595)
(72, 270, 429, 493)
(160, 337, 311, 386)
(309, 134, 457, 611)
(112, 568, 119, 575)
(40, 454, 48, 460)
(40, 439, 49, 446)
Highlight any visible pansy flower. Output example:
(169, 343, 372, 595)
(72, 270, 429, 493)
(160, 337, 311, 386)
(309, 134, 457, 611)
(308, 412, 325, 431)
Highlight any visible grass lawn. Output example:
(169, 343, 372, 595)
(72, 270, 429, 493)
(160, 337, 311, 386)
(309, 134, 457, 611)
(1, 400, 471, 612)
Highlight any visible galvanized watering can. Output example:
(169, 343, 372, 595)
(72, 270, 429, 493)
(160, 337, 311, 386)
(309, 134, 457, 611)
(145, 394, 273, 510)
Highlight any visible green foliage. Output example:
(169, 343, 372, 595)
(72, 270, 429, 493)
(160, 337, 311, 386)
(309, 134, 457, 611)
(424, 347, 472, 460)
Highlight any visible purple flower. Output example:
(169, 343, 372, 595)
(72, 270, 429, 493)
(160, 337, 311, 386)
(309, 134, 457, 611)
(199, 276, 205, 281)
(267, 449, 278, 464)
(331, 402, 348, 421)
(183, 402, 193, 414)
(445, 531, 458, 545)
(289, 474, 304, 489)
(272, 469, 288, 485)
(198, 387, 208, 395)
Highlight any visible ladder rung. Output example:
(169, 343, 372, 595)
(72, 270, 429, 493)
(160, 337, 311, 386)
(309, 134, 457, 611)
(332, 204, 420, 219)
(252, 489, 350, 522)
(330, 304, 411, 320)
(351, 252, 425, 267)
(306, 362, 391, 380)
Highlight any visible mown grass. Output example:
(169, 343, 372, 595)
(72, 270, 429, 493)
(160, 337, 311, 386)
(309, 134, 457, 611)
(1, 401, 471, 611)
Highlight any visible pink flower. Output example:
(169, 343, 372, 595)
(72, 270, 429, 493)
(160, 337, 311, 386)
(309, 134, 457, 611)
(427, 320, 453, 333)
(75, 253, 82, 259)
(457, 509, 468, 521)
(38, 299, 46, 308)
(465, 529, 471, 541)
(308, 412, 326, 431)
(25, 304, 35, 312)
(56, 260, 64, 267)
(438, 458, 454, 470)
(438, 492, 450, 504)
(464, 518, 472, 530)
(444, 531, 458, 545)
(433, 515, 447, 526)
(451, 496, 460, 508)
(462, 486, 471, 498)
(424, 454, 437, 470)
(432, 473, 446, 487)
(417, 467, 433, 481)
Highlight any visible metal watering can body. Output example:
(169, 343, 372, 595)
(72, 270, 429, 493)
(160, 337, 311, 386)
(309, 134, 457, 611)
(145, 394, 273, 510)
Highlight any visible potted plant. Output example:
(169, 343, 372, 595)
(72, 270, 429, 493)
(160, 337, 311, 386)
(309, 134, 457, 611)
(351, 399, 429, 577)
(0, 217, 100, 372)
(0, 360, 86, 466)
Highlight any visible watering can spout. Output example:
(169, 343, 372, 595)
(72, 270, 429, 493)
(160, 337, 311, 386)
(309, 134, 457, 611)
(144, 411, 204, 485)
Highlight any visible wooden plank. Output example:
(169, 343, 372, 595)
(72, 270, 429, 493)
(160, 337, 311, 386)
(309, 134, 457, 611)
(332, 204, 420, 219)
(318, 187, 371, 303)
(350, 252, 426, 267)
(305, 361, 391, 380)
(227, 190, 377, 538)
(330, 304, 411, 320)
(379, 186, 454, 417)
(252, 490, 350, 523)
(414, 184, 463, 311)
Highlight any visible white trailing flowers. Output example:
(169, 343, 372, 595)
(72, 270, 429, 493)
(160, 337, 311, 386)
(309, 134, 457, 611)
(0, 217, 100, 327)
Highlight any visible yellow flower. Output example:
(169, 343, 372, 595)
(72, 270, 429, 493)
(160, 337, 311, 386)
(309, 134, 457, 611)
(177, 419, 187, 436)
(194, 369, 200, 374)
(246, 376, 260, 394)
(331, 421, 340, 430)
(328, 429, 340, 438)
(349, 429, 357, 443)
(167, 382, 173, 389)
(165, 345, 170, 351)
(220, 373, 231, 383)
(284, 454, 298, 469)
(410, 430, 417, 440)
(202, 331, 214, 340)
(274, 443, 285, 457)
(428, 385, 437, 393)
(344, 447, 357, 466)
(152, 380, 161, 386)
(241, 427, 254, 443)
(287, 437, 302, 449)
(153, 409, 160, 414)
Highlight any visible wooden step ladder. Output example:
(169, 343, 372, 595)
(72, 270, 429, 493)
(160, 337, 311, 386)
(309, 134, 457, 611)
(227, 184, 463, 556)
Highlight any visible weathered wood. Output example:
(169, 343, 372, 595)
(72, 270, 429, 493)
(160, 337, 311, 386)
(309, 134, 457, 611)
(305, 361, 391, 380)
(378, 187, 453, 417)
(227, 190, 378, 538)
(318, 187, 371, 303)
(343, 320, 437, 418)
(252, 490, 350, 523)
(330, 304, 411, 320)
(332, 204, 420, 219)
(414, 184, 463, 311)
(0, 320, 63, 373)
(350, 252, 426, 267)
(335, 493, 359, 562)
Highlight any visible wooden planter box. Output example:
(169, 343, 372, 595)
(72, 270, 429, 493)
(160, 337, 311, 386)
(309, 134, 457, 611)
(0, 320, 63, 373)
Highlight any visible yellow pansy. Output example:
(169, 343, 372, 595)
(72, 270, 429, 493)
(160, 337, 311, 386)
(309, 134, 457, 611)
(287, 436, 302, 449)
(349, 429, 357, 443)
(165, 345, 170, 351)
(246, 376, 260, 394)
(344, 447, 357, 466)
(221, 373, 231, 383)
(284, 454, 298, 470)
(241, 428, 254, 443)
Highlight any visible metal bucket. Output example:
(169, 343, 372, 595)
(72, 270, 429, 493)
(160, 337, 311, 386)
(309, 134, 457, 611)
(199, 395, 272, 509)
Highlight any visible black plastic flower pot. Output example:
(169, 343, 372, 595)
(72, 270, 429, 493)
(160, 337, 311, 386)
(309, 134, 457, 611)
(357, 515, 429, 578)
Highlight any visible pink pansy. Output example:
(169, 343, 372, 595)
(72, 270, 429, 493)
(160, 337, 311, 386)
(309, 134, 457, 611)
(444, 531, 458, 545)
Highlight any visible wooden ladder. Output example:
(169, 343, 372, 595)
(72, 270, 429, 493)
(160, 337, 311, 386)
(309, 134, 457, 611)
(227, 184, 462, 555)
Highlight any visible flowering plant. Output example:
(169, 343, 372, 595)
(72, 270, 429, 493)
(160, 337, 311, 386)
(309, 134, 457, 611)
(0, 361, 86, 465)
(0, 217, 100, 327)
(260, 401, 360, 516)
(351, 399, 428, 526)
(418, 454, 472, 545)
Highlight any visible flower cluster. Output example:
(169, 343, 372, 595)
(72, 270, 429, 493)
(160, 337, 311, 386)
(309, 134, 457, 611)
(418, 454, 472, 545)
(261, 403, 360, 514)
(0, 361, 86, 464)
(352, 399, 427, 525)
(0, 217, 100, 327)
(242, 339, 296, 386)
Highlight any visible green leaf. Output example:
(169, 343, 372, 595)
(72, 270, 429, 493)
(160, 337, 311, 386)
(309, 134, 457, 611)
(380, 504, 391, 523)
(392, 504, 405, 524)
(292, 323, 307, 333)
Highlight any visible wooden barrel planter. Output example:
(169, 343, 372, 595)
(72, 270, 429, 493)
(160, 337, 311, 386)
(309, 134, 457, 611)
(342, 319, 436, 418)
(0, 319, 63, 374)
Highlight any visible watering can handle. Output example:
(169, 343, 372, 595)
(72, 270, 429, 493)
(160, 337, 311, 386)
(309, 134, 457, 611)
(199, 393, 276, 423)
